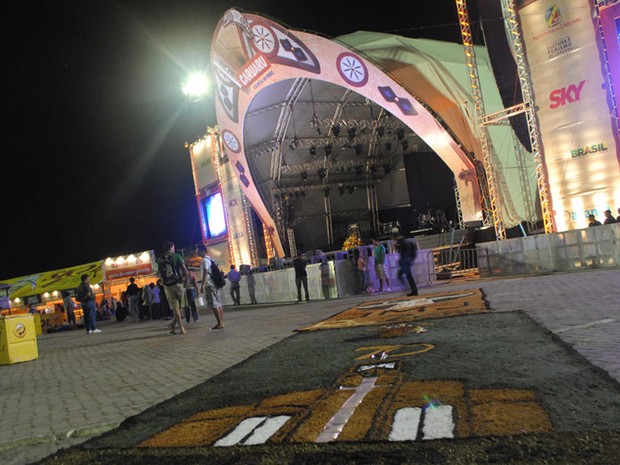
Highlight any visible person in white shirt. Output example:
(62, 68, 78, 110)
(196, 244, 224, 329)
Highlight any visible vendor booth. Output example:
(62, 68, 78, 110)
(102, 250, 157, 300)
(0, 261, 104, 332)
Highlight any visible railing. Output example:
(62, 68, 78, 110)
(432, 248, 479, 279)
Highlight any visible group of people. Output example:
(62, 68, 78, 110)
(157, 241, 225, 336)
(588, 208, 620, 227)
(353, 234, 418, 297)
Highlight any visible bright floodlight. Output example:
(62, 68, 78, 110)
(182, 72, 209, 99)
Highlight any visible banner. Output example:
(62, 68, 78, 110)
(103, 251, 154, 282)
(518, 0, 620, 230)
(4, 262, 103, 300)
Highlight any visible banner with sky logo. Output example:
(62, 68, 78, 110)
(518, 0, 620, 230)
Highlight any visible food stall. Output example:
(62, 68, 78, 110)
(102, 250, 157, 303)
(0, 261, 104, 332)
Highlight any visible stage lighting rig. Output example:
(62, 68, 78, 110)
(377, 126, 385, 137)
(323, 188, 330, 197)
(289, 138, 299, 150)
(396, 128, 405, 141)
(309, 145, 317, 157)
(331, 124, 341, 137)
(318, 167, 327, 180)
(301, 171, 308, 181)
(325, 144, 333, 157)
(401, 140, 409, 151)
(355, 165, 364, 176)
(355, 144, 363, 156)
(383, 163, 392, 174)
(385, 142, 392, 151)
(348, 127, 357, 140)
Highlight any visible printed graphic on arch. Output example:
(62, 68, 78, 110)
(299, 289, 488, 332)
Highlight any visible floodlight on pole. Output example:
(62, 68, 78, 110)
(182, 72, 210, 100)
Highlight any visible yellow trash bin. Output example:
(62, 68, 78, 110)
(0, 314, 39, 365)
(33, 313, 42, 337)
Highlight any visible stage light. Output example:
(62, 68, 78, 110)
(318, 167, 327, 179)
(348, 127, 357, 140)
(339, 186, 345, 195)
(301, 171, 308, 181)
(325, 144, 333, 156)
(370, 165, 377, 178)
(294, 192, 300, 197)
(383, 163, 392, 174)
(396, 128, 405, 141)
(355, 165, 363, 176)
(377, 126, 385, 137)
(402, 140, 409, 151)
(309, 145, 317, 157)
(289, 138, 299, 150)
(348, 186, 355, 194)
(331, 124, 341, 137)
(300, 192, 306, 197)
(355, 144, 363, 156)
(323, 188, 330, 197)
(385, 142, 392, 151)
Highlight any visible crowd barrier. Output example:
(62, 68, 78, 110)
(214, 248, 435, 306)
(477, 223, 620, 277)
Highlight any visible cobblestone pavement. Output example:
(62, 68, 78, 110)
(1, 268, 619, 465)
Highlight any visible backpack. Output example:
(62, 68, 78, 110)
(157, 253, 181, 286)
(75, 284, 88, 303)
(208, 258, 226, 289)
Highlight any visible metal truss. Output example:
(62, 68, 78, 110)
(456, 0, 506, 239)
(453, 178, 465, 229)
(501, 0, 555, 234)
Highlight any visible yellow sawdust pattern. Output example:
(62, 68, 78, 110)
(471, 401, 553, 436)
(257, 389, 324, 409)
(138, 417, 242, 447)
(338, 386, 389, 441)
(288, 390, 353, 442)
(470, 389, 538, 404)
(300, 289, 487, 331)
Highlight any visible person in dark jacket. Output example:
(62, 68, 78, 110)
(292, 252, 309, 302)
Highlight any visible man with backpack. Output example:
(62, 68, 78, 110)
(76, 274, 100, 334)
(196, 243, 225, 330)
(157, 241, 189, 335)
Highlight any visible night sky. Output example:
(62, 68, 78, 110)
(1, 0, 476, 280)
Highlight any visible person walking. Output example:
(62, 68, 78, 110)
(62, 291, 77, 327)
(141, 283, 153, 320)
(126, 277, 140, 322)
(246, 269, 258, 304)
(373, 239, 391, 293)
(150, 283, 162, 320)
(293, 252, 309, 302)
(76, 274, 100, 334)
(157, 241, 188, 335)
(196, 244, 225, 329)
(227, 265, 241, 306)
(184, 270, 200, 323)
(396, 233, 418, 296)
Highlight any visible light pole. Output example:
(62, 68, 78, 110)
(182, 72, 210, 101)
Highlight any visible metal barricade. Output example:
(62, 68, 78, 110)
(433, 248, 479, 279)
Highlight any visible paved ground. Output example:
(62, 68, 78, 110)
(1, 268, 619, 465)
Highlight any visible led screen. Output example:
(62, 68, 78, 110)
(202, 191, 227, 239)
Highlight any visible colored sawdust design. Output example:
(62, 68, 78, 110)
(139, 364, 550, 448)
(299, 289, 488, 332)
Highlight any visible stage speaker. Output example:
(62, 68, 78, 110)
(474, 225, 496, 244)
